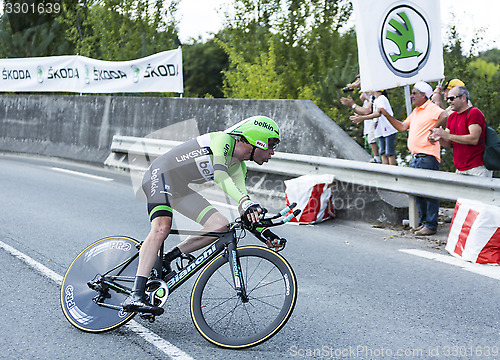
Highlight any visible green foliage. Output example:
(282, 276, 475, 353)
(0, 11, 72, 57)
(58, 0, 180, 60)
(479, 49, 500, 65)
(217, 37, 285, 99)
(182, 39, 229, 98)
(468, 59, 498, 82)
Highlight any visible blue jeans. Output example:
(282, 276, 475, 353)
(409, 154, 440, 231)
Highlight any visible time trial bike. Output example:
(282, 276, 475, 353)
(60, 203, 300, 349)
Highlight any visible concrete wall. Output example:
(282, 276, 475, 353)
(0, 94, 370, 163)
(0, 94, 408, 224)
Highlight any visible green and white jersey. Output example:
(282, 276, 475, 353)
(148, 132, 248, 204)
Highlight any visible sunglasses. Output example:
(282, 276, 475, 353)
(268, 138, 280, 150)
(446, 95, 462, 101)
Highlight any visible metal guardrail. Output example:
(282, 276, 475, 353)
(105, 135, 500, 225)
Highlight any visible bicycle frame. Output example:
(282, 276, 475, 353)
(90, 203, 300, 312)
(161, 228, 242, 295)
(90, 226, 244, 310)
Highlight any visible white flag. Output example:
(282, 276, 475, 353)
(352, 0, 443, 91)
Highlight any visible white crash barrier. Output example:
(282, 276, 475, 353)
(446, 199, 500, 264)
(284, 174, 336, 224)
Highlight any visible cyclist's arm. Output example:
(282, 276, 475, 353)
(210, 133, 249, 203)
(213, 166, 248, 203)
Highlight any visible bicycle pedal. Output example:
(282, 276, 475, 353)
(139, 313, 156, 323)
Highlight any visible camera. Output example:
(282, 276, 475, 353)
(342, 86, 354, 93)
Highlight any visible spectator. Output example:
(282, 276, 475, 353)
(429, 86, 493, 177)
(340, 77, 380, 163)
(431, 78, 472, 114)
(380, 81, 448, 236)
(350, 90, 398, 165)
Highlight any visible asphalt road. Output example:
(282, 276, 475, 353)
(1, 153, 499, 360)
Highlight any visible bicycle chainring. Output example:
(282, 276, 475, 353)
(145, 279, 169, 308)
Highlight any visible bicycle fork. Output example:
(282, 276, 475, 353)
(227, 243, 248, 302)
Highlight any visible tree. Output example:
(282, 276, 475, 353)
(58, 0, 180, 61)
(182, 38, 229, 98)
(478, 48, 500, 65)
(0, 10, 73, 57)
(217, 37, 284, 99)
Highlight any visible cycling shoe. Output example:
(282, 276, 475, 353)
(122, 293, 164, 315)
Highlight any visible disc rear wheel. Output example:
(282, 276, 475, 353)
(60, 236, 140, 332)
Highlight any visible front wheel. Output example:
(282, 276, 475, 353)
(60, 236, 140, 332)
(190, 246, 297, 349)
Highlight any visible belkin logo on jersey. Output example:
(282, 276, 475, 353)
(195, 157, 214, 181)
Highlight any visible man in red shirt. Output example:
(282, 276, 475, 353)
(430, 86, 493, 177)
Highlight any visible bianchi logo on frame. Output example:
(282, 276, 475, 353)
(379, 3, 431, 78)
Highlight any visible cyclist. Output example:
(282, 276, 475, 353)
(122, 116, 283, 314)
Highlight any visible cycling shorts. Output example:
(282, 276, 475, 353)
(142, 165, 218, 224)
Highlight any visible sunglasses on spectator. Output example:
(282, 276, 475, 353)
(446, 95, 462, 101)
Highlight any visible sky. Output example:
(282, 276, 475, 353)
(177, 0, 500, 53)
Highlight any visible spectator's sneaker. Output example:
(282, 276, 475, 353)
(415, 227, 436, 236)
(411, 225, 424, 233)
(369, 157, 381, 163)
(122, 293, 164, 315)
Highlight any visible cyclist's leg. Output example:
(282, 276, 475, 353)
(122, 214, 171, 314)
(123, 167, 174, 314)
(172, 190, 229, 253)
(178, 212, 229, 253)
(137, 216, 172, 277)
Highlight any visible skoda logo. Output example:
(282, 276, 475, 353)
(379, 3, 430, 77)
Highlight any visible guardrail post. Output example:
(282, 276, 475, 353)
(408, 196, 419, 228)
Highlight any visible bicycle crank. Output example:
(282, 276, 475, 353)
(146, 279, 169, 309)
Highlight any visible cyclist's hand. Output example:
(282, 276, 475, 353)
(239, 198, 263, 224)
(266, 238, 285, 252)
(262, 229, 285, 251)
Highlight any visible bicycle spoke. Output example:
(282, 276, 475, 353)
(213, 266, 234, 288)
(202, 295, 238, 316)
(246, 295, 284, 311)
(240, 303, 258, 335)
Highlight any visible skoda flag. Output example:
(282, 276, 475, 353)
(352, 0, 443, 91)
(0, 48, 183, 94)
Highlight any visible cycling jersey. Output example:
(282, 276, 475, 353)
(142, 132, 249, 223)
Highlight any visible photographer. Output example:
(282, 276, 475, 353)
(340, 76, 380, 163)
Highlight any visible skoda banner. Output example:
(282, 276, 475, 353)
(0, 47, 183, 93)
(352, 0, 443, 92)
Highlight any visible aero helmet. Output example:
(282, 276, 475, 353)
(226, 116, 280, 150)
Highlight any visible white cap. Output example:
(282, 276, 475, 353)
(413, 81, 433, 98)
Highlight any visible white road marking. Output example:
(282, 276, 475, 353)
(0, 239, 195, 360)
(400, 249, 500, 281)
(51, 167, 114, 181)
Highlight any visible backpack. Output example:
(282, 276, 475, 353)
(483, 123, 500, 170)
